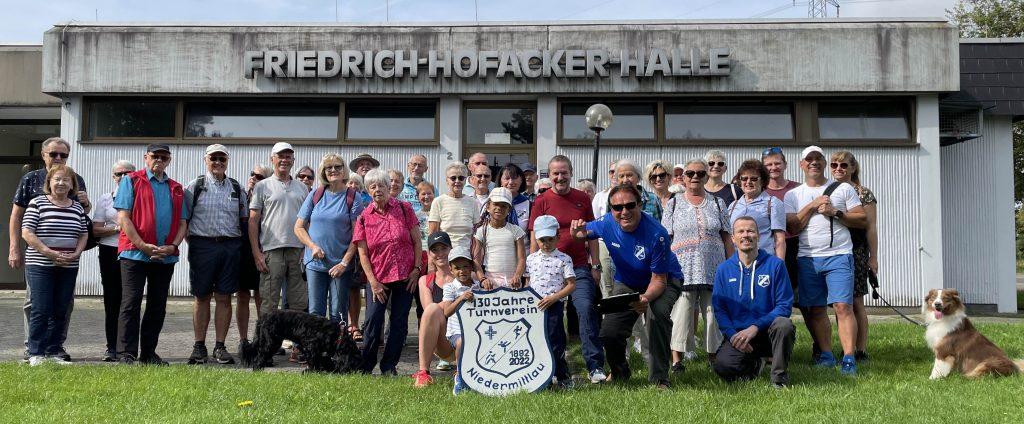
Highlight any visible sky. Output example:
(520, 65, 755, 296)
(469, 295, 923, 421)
(0, 0, 959, 42)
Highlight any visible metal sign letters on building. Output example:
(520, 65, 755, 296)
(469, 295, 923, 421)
(243, 48, 731, 79)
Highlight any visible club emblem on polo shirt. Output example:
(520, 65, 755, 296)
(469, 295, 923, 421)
(457, 287, 553, 396)
(634, 245, 646, 261)
(758, 274, 770, 288)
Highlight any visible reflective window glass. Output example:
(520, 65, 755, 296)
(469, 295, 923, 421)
(818, 101, 910, 139)
(346, 103, 436, 140)
(561, 103, 656, 141)
(665, 103, 793, 140)
(465, 106, 535, 145)
(185, 102, 338, 139)
(88, 100, 176, 138)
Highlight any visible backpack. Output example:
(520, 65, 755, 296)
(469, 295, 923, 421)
(312, 186, 358, 218)
(822, 181, 842, 247)
(666, 192, 727, 235)
(189, 175, 245, 231)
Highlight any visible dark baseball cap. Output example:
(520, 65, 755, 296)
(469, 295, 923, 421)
(146, 143, 171, 154)
(520, 162, 537, 173)
(427, 231, 452, 249)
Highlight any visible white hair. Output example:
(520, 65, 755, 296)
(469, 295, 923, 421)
(615, 159, 640, 176)
(535, 178, 553, 192)
(685, 157, 709, 169)
(704, 149, 726, 162)
(111, 160, 135, 172)
(254, 164, 272, 177)
(444, 161, 468, 177)
(363, 168, 392, 191)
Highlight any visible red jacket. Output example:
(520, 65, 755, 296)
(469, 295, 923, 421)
(117, 170, 185, 255)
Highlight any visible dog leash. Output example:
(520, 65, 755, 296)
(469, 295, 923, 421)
(869, 270, 926, 327)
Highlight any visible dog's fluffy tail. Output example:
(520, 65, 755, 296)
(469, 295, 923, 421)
(1014, 359, 1024, 373)
(239, 340, 258, 368)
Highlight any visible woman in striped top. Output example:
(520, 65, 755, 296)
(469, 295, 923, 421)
(21, 164, 89, 366)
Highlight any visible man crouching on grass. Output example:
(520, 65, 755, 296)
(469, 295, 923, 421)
(711, 217, 795, 388)
(411, 245, 480, 394)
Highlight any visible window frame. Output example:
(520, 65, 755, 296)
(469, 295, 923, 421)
(81, 97, 180, 142)
(813, 98, 916, 145)
(181, 98, 342, 143)
(662, 99, 797, 144)
(556, 99, 661, 146)
(342, 100, 440, 145)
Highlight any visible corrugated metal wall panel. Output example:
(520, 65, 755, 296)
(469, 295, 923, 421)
(69, 143, 448, 296)
(557, 144, 922, 307)
(941, 116, 1015, 306)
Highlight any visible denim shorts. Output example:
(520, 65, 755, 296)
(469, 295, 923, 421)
(448, 334, 462, 350)
(797, 254, 854, 307)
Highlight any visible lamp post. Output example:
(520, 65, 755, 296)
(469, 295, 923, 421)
(585, 104, 613, 184)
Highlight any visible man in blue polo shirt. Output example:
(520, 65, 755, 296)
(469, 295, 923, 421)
(571, 184, 682, 390)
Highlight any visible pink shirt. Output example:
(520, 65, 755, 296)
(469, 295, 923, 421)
(353, 198, 419, 284)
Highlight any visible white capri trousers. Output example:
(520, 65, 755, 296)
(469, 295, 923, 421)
(670, 289, 723, 354)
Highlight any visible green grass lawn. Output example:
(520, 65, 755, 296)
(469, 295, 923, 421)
(3, 322, 1024, 423)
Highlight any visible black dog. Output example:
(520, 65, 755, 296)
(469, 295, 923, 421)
(240, 310, 361, 373)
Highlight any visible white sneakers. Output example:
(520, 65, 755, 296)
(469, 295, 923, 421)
(28, 356, 72, 366)
(682, 351, 699, 362)
(588, 369, 607, 384)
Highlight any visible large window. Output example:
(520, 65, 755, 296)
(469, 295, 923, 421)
(87, 100, 176, 139)
(818, 101, 911, 140)
(561, 102, 656, 141)
(665, 103, 794, 140)
(465, 105, 535, 145)
(345, 103, 436, 141)
(185, 102, 338, 139)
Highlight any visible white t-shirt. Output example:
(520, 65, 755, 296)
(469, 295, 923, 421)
(783, 180, 862, 257)
(525, 249, 575, 299)
(428, 194, 481, 251)
(443, 279, 481, 338)
(474, 222, 526, 275)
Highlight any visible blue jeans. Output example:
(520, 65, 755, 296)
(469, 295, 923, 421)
(25, 265, 78, 356)
(572, 265, 605, 372)
(360, 280, 414, 373)
(545, 301, 570, 381)
(306, 268, 352, 324)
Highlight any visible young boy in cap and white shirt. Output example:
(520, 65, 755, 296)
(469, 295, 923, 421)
(473, 187, 526, 289)
(526, 214, 577, 387)
(441, 246, 481, 394)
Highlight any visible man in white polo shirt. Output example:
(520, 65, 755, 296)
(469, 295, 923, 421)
(784, 146, 866, 376)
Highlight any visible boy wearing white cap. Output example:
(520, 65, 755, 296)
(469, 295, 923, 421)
(526, 214, 577, 387)
(472, 187, 526, 289)
(441, 246, 481, 394)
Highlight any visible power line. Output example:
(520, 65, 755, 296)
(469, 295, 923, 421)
(750, 2, 797, 18)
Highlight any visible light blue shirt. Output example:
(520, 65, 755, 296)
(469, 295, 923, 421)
(728, 190, 786, 253)
(114, 169, 190, 264)
(296, 188, 365, 272)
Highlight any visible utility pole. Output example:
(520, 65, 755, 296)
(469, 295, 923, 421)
(804, 0, 840, 18)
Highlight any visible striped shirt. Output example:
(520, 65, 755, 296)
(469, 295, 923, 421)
(22, 196, 88, 268)
(186, 174, 247, 238)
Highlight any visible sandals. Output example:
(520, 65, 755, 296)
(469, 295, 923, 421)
(348, 325, 364, 342)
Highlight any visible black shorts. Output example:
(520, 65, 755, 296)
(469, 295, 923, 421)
(784, 237, 801, 307)
(188, 237, 241, 297)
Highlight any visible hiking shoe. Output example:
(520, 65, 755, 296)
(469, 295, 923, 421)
(413, 370, 433, 388)
(855, 350, 870, 362)
(452, 373, 468, 395)
(435, 359, 454, 371)
(589, 369, 607, 384)
(213, 346, 235, 365)
(139, 353, 169, 366)
(22, 349, 30, 363)
(671, 361, 686, 374)
(103, 350, 118, 362)
(556, 378, 577, 390)
(119, 353, 137, 365)
(187, 344, 209, 365)
(815, 351, 836, 368)
(53, 347, 71, 362)
(840, 355, 857, 376)
(28, 356, 47, 366)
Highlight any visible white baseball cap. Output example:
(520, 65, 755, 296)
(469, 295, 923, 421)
(534, 215, 559, 239)
(271, 142, 294, 154)
(801, 145, 824, 160)
(448, 245, 474, 265)
(205, 144, 229, 157)
(488, 187, 514, 206)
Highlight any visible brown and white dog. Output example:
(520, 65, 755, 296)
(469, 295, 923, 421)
(922, 289, 1024, 379)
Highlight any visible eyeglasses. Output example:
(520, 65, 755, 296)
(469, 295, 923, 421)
(297, 174, 314, 180)
(610, 202, 637, 212)
(449, 175, 466, 182)
(739, 176, 760, 182)
(250, 172, 266, 180)
(830, 162, 850, 170)
(408, 162, 427, 169)
(47, 152, 69, 159)
(648, 172, 668, 181)
(708, 161, 726, 168)
(149, 154, 170, 161)
(474, 174, 491, 180)
(113, 171, 131, 177)
(324, 165, 344, 172)
(683, 170, 708, 179)
(208, 156, 227, 163)
(761, 147, 784, 157)
(538, 187, 550, 194)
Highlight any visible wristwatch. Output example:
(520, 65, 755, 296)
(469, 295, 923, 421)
(593, 264, 603, 272)
(835, 210, 845, 219)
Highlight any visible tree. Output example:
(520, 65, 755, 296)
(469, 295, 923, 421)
(948, 0, 1024, 263)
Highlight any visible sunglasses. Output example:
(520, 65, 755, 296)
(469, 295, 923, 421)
(449, 175, 466, 182)
(250, 172, 266, 180)
(113, 171, 131, 177)
(149, 154, 170, 161)
(325, 165, 344, 172)
(830, 162, 850, 170)
(739, 176, 760, 182)
(610, 202, 637, 212)
(474, 174, 491, 179)
(683, 170, 708, 179)
(538, 187, 550, 194)
(708, 161, 726, 168)
(47, 152, 69, 159)
(761, 147, 784, 157)
(297, 174, 314, 180)
(648, 172, 668, 181)
(208, 156, 227, 163)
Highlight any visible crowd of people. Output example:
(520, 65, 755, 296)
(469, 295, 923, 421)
(9, 137, 880, 391)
